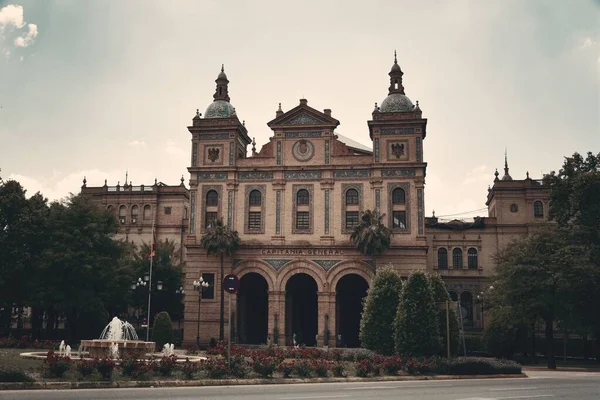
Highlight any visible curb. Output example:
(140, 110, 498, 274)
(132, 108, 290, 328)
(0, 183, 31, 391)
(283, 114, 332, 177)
(523, 367, 600, 372)
(0, 374, 526, 391)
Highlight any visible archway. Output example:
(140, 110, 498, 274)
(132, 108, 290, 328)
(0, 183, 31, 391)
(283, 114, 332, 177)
(285, 273, 318, 346)
(237, 273, 268, 344)
(336, 274, 369, 348)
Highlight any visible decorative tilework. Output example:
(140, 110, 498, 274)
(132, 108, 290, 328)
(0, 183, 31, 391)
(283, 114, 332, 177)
(375, 189, 381, 212)
(381, 168, 416, 177)
(199, 133, 230, 140)
(416, 137, 423, 162)
(189, 192, 196, 234)
(276, 141, 281, 166)
(285, 171, 322, 180)
(313, 260, 341, 271)
(192, 143, 198, 167)
(283, 113, 324, 125)
(380, 128, 415, 135)
(227, 191, 233, 230)
(201, 185, 222, 233)
(197, 172, 228, 181)
(244, 185, 266, 234)
(325, 140, 330, 164)
(334, 170, 370, 179)
(362, 259, 376, 269)
(374, 138, 380, 162)
(276, 191, 281, 235)
(264, 259, 292, 271)
(229, 142, 234, 166)
(324, 189, 329, 234)
(232, 259, 244, 269)
(388, 182, 410, 233)
(292, 184, 314, 234)
(239, 172, 274, 180)
(285, 131, 322, 138)
(341, 183, 363, 234)
(417, 188, 424, 236)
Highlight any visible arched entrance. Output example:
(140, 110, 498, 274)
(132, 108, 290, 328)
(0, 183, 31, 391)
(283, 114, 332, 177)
(237, 273, 268, 344)
(336, 274, 369, 348)
(285, 273, 318, 346)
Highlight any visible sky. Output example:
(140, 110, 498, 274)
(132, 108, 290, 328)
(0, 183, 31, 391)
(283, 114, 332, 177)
(1, 0, 598, 220)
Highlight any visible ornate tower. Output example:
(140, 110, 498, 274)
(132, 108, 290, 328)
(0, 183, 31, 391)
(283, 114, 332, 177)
(367, 52, 428, 243)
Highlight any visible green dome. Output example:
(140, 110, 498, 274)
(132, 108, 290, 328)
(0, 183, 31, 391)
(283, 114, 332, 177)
(205, 100, 235, 119)
(380, 93, 414, 113)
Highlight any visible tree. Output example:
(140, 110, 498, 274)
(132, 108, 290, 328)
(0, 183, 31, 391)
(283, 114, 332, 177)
(429, 274, 459, 357)
(200, 218, 240, 341)
(395, 271, 441, 356)
(350, 210, 392, 270)
(359, 267, 402, 355)
(492, 228, 596, 369)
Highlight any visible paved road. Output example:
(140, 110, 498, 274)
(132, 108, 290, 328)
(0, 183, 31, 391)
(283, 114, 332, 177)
(1, 371, 599, 400)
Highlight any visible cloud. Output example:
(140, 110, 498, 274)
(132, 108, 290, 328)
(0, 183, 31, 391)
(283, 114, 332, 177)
(14, 23, 37, 47)
(128, 140, 147, 148)
(165, 140, 187, 157)
(462, 164, 492, 185)
(0, 5, 25, 30)
(579, 37, 596, 50)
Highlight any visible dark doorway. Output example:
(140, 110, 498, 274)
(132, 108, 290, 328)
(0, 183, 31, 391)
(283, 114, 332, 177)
(336, 274, 369, 348)
(285, 273, 318, 346)
(237, 273, 268, 344)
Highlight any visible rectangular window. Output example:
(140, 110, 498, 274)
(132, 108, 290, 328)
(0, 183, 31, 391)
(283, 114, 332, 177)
(392, 211, 406, 229)
(345, 211, 359, 229)
(248, 212, 262, 231)
(296, 211, 310, 230)
(201, 273, 215, 299)
(205, 212, 218, 228)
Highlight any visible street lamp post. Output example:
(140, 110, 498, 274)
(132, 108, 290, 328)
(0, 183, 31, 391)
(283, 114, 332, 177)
(477, 285, 493, 330)
(193, 277, 209, 347)
(131, 277, 163, 334)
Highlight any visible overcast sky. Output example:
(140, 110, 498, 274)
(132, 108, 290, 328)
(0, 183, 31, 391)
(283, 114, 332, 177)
(1, 0, 598, 219)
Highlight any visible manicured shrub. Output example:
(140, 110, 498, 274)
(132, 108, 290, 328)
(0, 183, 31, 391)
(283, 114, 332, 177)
(95, 358, 116, 380)
(278, 361, 294, 378)
(293, 359, 313, 378)
(312, 359, 329, 377)
(429, 274, 460, 357)
(229, 355, 250, 378)
(205, 358, 228, 379)
(355, 359, 374, 377)
(43, 350, 71, 378)
(152, 312, 173, 351)
(120, 353, 145, 377)
(158, 355, 178, 377)
(380, 356, 404, 375)
(445, 357, 521, 375)
(180, 358, 199, 379)
(395, 271, 441, 357)
(252, 355, 281, 377)
(76, 358, 95, 377)
(359, 267, 403, 355)
(0, 366, 33, 382)
(332, 362, 345, 377)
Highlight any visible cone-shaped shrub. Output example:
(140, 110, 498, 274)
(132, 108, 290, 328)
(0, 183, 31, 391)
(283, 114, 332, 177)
(359, 267, 402, 355)
(429, 274, 460, 357)
(394, 271, 441, 356)
(152, 311, 173, 350)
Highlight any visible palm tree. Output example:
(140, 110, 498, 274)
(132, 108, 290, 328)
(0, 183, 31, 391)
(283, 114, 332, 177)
(200, 218, 241, 341)
(350, 210, 392, 270)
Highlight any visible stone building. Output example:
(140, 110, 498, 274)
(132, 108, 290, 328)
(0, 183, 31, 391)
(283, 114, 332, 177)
(82, 56, 550, 347)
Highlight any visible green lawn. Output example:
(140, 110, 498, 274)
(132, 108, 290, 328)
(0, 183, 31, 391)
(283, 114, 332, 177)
(0, 348, 43, 372)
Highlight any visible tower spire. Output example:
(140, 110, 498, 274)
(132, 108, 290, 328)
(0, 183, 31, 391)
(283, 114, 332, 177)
(388, 50, 405, 95)
(213, 64, 230, 102)
(502, 148, 513, 181)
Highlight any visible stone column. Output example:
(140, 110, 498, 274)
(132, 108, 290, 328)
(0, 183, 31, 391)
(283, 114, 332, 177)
(317, 291, 334, 347)
(268, 291, 285, 346)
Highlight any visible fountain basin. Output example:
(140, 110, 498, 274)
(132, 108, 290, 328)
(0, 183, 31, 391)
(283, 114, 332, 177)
(80, 339, 155, 358)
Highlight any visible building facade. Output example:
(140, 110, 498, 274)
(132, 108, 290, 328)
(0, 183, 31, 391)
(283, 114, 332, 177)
(82, 57, 550, 347)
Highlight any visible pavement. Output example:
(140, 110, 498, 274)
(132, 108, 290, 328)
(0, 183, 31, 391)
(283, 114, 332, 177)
(0, 370, 599, 400)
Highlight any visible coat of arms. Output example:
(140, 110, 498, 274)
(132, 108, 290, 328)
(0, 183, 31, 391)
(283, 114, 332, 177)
(391, 142, 405, 158)
(207, 147, 220, 162)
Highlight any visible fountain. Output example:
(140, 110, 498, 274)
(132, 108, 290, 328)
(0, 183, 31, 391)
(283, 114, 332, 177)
(80, 317, 155, 358)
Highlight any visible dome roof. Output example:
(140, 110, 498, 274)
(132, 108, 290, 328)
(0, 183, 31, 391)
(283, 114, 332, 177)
(390, 62, 402, 73)
(217, 70, 228, 80)
(380, 93, 414, 113)
(205, 100, 235, 119)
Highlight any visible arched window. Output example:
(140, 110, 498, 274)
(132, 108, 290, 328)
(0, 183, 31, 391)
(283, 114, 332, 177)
(143, 205, 151, 220)
(297, 189, 309, 205)
(437, 248, 448, 269)
(206, 190, 219, 206)
(460, 291, 474, 326)
(449, 291, 458, 302)
(131, 205, 139, 223)
(345, 189, 359, 205)
(533, 201, 544, 218)
(119, 205, 127, 224)
(107, 205, 113, 213)
(249, 190, 262, 206)
(392, 188, 406, 205)
(467, 248, 478, 269)
(452, 248, 463, 269)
